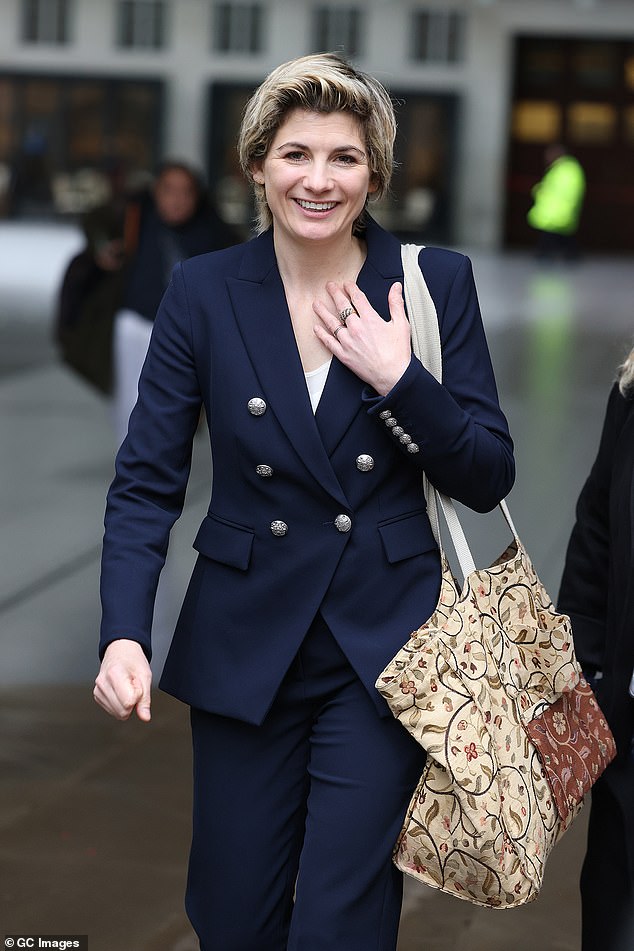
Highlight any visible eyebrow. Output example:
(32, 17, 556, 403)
(274, 141, 367, 157)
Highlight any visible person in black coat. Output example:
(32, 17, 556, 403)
(558, 347, 634, 951)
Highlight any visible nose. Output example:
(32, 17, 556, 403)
(303, 159, 333, 193)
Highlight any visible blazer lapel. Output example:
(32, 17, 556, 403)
(226, 231, 349, 507)
(315, 218, 405, 456)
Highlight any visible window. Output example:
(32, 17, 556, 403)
(117, 1, 166, 50)
(516, 42, 565, 89)
(567, 101, 617, 145)
(0, 73, 164, 218)
(411, 10, 465, 65)
(512, 101, 562, 143)
(572, 43, 619, 89)
(21, 0, 71, 44)
(212, 3, 264, 54)
(313, 7, 362, 58)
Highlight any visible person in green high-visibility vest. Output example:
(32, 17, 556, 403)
(527, 143, 586, 261)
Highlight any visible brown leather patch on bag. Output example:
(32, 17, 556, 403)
(525, 678, 617, 823)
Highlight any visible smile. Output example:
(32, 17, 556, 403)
(295, 199, 337, 211)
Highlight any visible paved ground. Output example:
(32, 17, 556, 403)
(1, 223, 633, 949)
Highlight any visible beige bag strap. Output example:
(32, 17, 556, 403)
(401, 244, 442, 382)
(400, 243, 519, 580)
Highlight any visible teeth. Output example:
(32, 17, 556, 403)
(297, 200, 336, 211)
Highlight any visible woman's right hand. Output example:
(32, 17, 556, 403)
(93, 639, 152, 722)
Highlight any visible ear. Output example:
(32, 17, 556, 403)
(367, 174, 379, 196)
(251, 164, 265, 186)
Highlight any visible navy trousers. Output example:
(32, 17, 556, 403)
(186, 614, 426, 950)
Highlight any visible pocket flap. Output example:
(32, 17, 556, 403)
(193, 514, 254, 571)
(378, 510, 437, 564)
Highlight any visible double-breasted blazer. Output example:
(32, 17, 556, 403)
(99, 216, 514, 724)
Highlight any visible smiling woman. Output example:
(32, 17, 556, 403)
(94, 52, 515, 951)
(238, 53, 396, 236)
(250, 110, 377, 253)
(236, 56, 402, 380)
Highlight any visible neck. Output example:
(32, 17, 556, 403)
(273, 229, 366, 292)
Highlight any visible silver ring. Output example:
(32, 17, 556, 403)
(338, 305, 356, 325)
(333, 325, 347, 340)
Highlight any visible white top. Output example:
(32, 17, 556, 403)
(304, 359, 332, 413)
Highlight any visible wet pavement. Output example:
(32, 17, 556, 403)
(1, 225, 633, 949)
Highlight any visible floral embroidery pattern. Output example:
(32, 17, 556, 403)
(526, 678, 616, 823)
(376, 539, 615, 910)
(464, 743, 479, 762)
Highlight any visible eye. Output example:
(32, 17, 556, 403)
(284, 150, 307, 162)
(334, 153, 358, 166)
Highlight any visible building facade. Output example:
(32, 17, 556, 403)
(0, 0, 633, 249)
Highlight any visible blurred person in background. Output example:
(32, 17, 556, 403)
(527, 143, 586, 262)
(558, 345, 634, 951)
(93, 53, 514, 949)
(109, 160, 241, 444)
(59, 159, 241, 414)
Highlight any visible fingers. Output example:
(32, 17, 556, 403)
(387, 281, 407, 322)
(340, 280, 405, 326)
(134, 681, 152, 722)
(313, 279, 406, 343)
(93, 668, 147, 721)
(312, 282, 370, 352)
(312, 278, 411, 394)
(93, 640, 152, 722)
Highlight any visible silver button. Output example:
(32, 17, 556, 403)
(356, 454, 374, 472)
(256, 465, 273, 477)
(385, 417, 397, 428)
(379, 409, 392, 420)
(407, 443, 420, 454)
(248, 397, 267, 416)
(334, 514, 352, 533)
(270, 520, 288, 536)
(399, 434, 412, 445)
(392, 426, 404, 437)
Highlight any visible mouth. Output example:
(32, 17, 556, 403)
(294, 199, 338, 212)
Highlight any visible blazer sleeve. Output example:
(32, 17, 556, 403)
(363, 249, 514, 512)
(99, 262, 203, 660)
(557, 383, 624, 673)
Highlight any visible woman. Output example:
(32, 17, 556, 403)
(110, 159, 240, 444)
(558, 349, 634, 951)
(94, 54, 514, 950)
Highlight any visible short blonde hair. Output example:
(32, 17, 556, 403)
(618, 345, 634, 397)
(237, 53, 397, 234)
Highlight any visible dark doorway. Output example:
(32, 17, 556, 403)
(504, 35, 634, 252)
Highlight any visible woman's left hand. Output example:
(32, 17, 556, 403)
(313, 280, 411, 397)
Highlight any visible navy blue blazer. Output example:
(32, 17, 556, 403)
(99, 217, 514, 724)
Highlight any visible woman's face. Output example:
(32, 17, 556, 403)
(252, 108, 377, 246)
